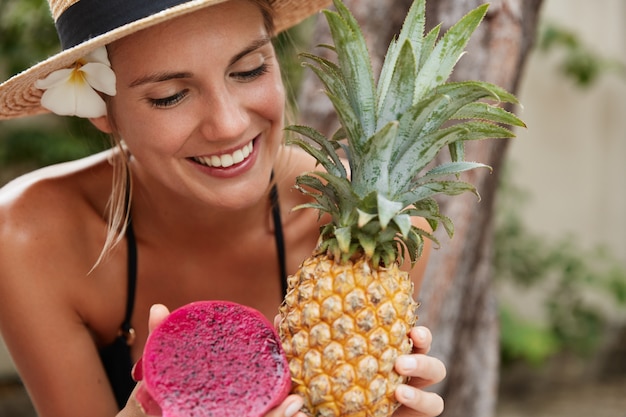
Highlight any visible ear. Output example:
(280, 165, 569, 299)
(89, 115, 113, 133)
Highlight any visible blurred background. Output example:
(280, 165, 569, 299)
(0, 0, 625, 416)
(495, 0, 626, 415)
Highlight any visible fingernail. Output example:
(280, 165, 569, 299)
(131, 357, 143, 381)
(416, 327, 428, 342)
(285, 398, 303, 417)
(398, 384, 415, 400)
(396, 355, 417, 372)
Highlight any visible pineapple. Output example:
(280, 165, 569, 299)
(278, 0, 525, 416)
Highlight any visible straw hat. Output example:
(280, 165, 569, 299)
(0, 0, 332, 120)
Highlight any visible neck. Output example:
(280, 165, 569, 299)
(128, 169, 275, 244)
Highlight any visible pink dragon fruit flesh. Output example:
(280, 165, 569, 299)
(138, 300, 292, 417)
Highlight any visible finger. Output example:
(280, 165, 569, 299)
(134, 382, 163, 416)
(395, 354, 446, 387)
(264, 394, 305, 417)
(410, 326, 432, 354)
(148, 304, 170, 333)
(132, 304, 171, 382)
(396, 384, 444, 417)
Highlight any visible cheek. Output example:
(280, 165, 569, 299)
(251, 70, 286, 124)
(108, 96, 188, 155)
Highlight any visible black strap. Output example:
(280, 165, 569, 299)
(270, 183, 288, 296)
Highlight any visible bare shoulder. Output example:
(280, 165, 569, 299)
(0, 150, 114, 282)
(0, 151, 124, 416)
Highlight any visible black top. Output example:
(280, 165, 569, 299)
(98, 184, 287, 409)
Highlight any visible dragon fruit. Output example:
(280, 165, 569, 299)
(137, 301, 292, 417)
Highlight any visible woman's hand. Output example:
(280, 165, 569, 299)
(264, 394, 308, 417)
(393, 326, 446, 417)
(124, 306, 306, 417)
(118, 305, 170, 417)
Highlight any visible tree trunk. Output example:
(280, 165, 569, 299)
(296, 1, 544, 417)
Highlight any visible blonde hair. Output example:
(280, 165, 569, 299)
(90, 135, 131, 270)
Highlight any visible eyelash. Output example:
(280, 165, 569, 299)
(149, 90, 188, 108)
(232, 63, 270, 81)
(148, 63, 270, 108)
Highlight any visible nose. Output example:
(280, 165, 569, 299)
(197, 88, 249, 142)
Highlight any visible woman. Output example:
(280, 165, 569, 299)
(0, 0, 446, 416)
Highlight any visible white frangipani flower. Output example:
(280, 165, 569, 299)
(35, 46, 117, 118)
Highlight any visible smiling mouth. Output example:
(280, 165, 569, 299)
(191, 140, 254, 168)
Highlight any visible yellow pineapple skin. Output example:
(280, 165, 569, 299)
(279, 254, 419, 417)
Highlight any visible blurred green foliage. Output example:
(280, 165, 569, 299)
(0, 0, 59, 75)
(494, 173, 626, 366)
(495, 21, 626, 367)
(538, 21, 626, 87)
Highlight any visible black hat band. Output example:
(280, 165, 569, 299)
(55, 0, 193, 50)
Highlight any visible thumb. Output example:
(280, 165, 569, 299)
(148, 304, 170, 333)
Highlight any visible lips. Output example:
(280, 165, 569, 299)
(191, 140, 254, 168)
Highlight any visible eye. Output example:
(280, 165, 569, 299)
(231, 63, 270, 81)
(149, 90, 189, 108)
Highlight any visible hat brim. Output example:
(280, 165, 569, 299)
(0, 0, 331, 120)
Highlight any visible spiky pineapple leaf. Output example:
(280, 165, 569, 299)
(412, 4, 489, 104)
(335, 226, 352, 253)
(285, 125, 347, 178)
(308, 171, 358, 224)
(418, 161, 492, 184)
(448, 141, 465, 165)
(439, 80, 521, 105)
(325, 0, 377, 139)
(377, 41, 417, 131)
(357, 209, 377, 228)
(377, 193, 404, 229)
(287, 0, 524, 266)
(418, 24, 441, 70)
(300, 55, 364, 154)
(399, 180, 480, 209)
(406, 199, 455, 238)
(352, 121, 398, 197)
(391, 81, 518, 170)
(453, 102, 527, 127)
(357, 232, 377, 258)
(293, 175, 339, 216)
(392, 213, 412, 238)
(400, 227, 428, 264)
(391, 121, 516, 192)
(377, 0, 425, 112)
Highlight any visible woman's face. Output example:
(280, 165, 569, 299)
(102, 0, 285, 208)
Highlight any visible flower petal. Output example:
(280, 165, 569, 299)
(73, 80, 108, 118)
(39, 83, 78, 116)
(82, 62, 117, 96)
(85, 46, 111, 66)
(35, 45, 115, 118)
(34, 68, 74, 90)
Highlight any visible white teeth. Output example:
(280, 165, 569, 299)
(194, 141, 254, 168)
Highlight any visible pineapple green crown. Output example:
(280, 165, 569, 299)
(287, 0, 525, 267)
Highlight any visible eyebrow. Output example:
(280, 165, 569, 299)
(229, 36, 272, 66)
(129, 36, 273, 88)
(129, 71, 192, 87)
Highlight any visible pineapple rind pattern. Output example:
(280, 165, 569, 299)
(280, 255, 418, 417)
